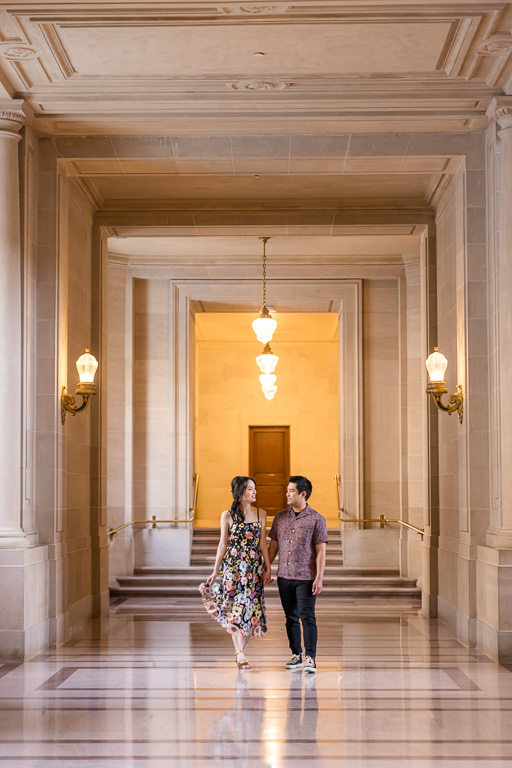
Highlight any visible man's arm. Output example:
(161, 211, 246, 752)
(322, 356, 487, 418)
(312, 542, 326, 595)
(269, 539, 279, 564)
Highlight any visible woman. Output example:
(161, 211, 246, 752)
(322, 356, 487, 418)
(199, 476, 271, 669)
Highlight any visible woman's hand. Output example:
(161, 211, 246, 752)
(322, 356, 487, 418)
(206, 571, 218, 586)
(263, 566, 273, 585)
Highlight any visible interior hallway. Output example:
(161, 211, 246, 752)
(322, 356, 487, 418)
(2, 599, 512, 767)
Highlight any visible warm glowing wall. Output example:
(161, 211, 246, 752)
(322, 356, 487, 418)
(195, 313, 339, 527)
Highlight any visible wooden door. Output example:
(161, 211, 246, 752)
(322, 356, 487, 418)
(249, 426, 290, 518)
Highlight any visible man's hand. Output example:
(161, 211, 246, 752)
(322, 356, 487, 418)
(312, 576, 323, 595)
(263, 567, 273, 585)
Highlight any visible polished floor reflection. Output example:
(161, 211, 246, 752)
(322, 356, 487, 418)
(1, 597, 512, 766)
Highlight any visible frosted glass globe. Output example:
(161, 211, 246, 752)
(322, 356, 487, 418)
(426, 347, 448, 382)
(76, 348, 98, 384)
(256, 345, 279, 374)
(252, 315, 277, 344)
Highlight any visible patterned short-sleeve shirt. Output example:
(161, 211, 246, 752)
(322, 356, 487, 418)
(269, 505, 328, 580)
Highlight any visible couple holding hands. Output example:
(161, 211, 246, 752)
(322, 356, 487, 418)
(198, 475, 328, 673)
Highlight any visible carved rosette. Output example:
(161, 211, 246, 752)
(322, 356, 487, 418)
(227, 80, 290, 91)
(0, 45, 39, 60)
(478, 36, 512, 56)
(0, 110, 26, 140)
(218, 4, 290, 14)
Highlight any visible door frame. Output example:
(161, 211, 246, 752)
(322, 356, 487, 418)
(249, 425, 290, 515)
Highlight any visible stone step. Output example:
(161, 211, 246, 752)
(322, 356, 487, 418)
(193, 527, 342, 533)
(192, 532, 342, 539)
(135, 566, 400, 577)
(190, 555, 344, 566)
(110, 584, 421, 598)
(192, 530, 342, 538)
(119, 575, 418, 588)
(190, 546, 342, 556)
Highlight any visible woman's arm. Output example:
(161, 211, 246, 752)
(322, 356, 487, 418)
(206, 510, 230, 585)
(259, 511, 271, 576)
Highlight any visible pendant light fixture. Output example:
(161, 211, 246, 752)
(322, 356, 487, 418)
(252, 236, 277, 344)
(252, 237, 279, 400)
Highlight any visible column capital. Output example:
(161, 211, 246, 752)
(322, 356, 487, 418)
(0, 100, 25, 140)
(487, 96, 512, 133)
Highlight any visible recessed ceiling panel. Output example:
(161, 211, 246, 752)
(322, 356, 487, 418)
(59, 21, 451, 78)
(89, 172, 438, 203)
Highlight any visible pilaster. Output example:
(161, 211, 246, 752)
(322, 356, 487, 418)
(0, 103, 28, 548)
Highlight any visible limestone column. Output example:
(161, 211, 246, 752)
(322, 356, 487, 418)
(0, 105, 27, 547)
(489, 97, 512, 549)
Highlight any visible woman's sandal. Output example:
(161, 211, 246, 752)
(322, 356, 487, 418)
(235, 651, 251, 670)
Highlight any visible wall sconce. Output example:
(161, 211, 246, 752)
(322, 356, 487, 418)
(61, 348, 98, 425)
(425, 347, 463, 424)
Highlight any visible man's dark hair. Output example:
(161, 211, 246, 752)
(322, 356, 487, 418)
(288, 475, 312, 500)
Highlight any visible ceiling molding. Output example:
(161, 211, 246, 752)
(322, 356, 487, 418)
(0, 3, 509, 134)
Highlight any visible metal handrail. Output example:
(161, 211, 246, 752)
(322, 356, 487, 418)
(334, 474, 424, 540)
(108, 473, 199, 541)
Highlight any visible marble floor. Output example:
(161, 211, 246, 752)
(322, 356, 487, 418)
(1, 596, 512, 767)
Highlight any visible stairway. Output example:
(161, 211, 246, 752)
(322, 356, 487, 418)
(111, 527, 421, 600)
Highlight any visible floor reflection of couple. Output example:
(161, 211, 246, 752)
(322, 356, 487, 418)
(211, 672, 319, 767)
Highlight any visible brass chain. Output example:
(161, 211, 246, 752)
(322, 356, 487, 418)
(259, 236, 269, 307)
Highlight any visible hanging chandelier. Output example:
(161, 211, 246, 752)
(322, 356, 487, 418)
(252, 237, 277, 344)
(253, 237, 278, 400)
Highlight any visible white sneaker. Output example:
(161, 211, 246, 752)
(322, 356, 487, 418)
(285, 653, 302, 670)
(304, 656, 316, 674)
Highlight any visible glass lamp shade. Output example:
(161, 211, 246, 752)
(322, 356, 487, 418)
(263, 385, 277, 401)
(252, 314, 277, 345)
(76, 348, 98, 384)
(426, 347, 448, 382)
(259, 373, 277, 389)
(256, 344, 279, 374)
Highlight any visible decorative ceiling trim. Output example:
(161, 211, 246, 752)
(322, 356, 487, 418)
(0, 4, 507, 135)
(478, 34, 512, 56)
(227, 80, 290, 91)
(217, 4, 291, 13)
(0, 43, 39, 60)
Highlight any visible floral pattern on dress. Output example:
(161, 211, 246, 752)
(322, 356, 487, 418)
(199, 521, 267, 637)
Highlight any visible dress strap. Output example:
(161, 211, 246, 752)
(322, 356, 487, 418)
(257, 507, 260, 522)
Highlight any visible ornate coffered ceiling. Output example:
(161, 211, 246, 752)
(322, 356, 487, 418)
(0, 1, 511, 134)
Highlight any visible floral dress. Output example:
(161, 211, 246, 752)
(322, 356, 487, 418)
(199, 518, 267, 637)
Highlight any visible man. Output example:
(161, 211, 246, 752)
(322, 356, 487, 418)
(268, 476, 328, 674)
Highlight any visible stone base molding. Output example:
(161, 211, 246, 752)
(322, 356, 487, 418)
(0, 546, 49, 660)
(476, 546, 512, 662)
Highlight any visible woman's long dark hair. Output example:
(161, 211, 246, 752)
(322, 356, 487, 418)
(230, 476, 255, 524)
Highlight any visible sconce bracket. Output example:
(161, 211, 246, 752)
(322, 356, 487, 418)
(426, 381, 463, 424)
(61, 384, 97, 425)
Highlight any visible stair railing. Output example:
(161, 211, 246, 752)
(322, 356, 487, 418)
(108, 473, 199, 541)
(334, 474, 424, 540)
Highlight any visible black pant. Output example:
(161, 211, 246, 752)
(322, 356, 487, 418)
(277, 577, 318, 658)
